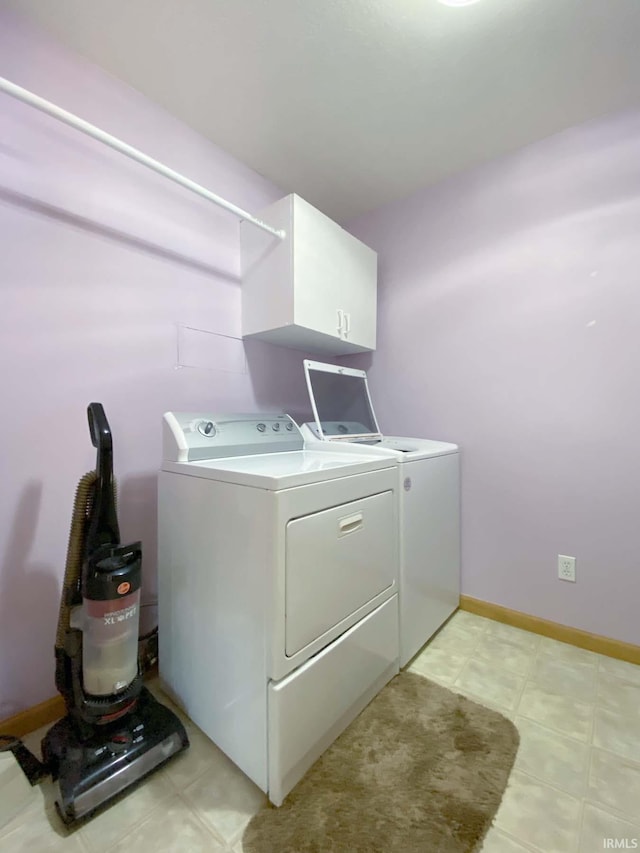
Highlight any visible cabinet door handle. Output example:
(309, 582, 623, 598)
(338, 512, 363, 536)
(343, 312, 350, 337)
(337, 309, 344, 336)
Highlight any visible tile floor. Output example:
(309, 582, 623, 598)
(0, 610, 638, 852)
(411, 611, 640, 853)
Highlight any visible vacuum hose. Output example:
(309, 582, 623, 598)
(55, 470, 97, 650)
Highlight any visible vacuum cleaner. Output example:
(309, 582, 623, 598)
(0, 403, 188, 824)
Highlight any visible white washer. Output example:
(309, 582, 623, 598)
(158, 412, 399, 805)
(302, 360, 461, 667)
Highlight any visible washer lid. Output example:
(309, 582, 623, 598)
(304, 359, 382, 442)
(161, 450, 394, 489)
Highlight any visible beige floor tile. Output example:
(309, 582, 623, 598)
(448, 610, 492, 634)
(454, 658, 525, 712)
(598, 656, 640, 688)
(537, 637, 600, 667)
(580, 803, 640, 853)
(517, 683, 593, 742)
(182, 759, 266, 846)
(408, 646, 468, 685)
(109, 796, 226, 852)
(587, 748, 640, 824)
(593, 707, 640, 764)
(485, 622, 540, 652)
(494, 770, 581, 853)
(480, 826, 543, 852)
(473, 633, 538, 675)
(80, 769, 175, 852)
(529, 654, 597, 702)
(596, 670, 640, 717)
(0, 752, 41, 833)
(0, 799, 86, 853)
(427, 622, 484, 655)
(451, 687, 515, 719)
(514, 717, 589, 798)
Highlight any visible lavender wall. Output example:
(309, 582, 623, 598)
(347, 111, 640, 646)
(0, 14, 313, 717)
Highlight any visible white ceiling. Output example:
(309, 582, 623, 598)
(6, 0, 640, 221)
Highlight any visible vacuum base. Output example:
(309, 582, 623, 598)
(42, 687, 189, 824)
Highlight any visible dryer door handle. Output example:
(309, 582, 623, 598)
(338, 512, 363, 536)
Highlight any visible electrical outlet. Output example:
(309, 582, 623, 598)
(558, 555, 576, 582)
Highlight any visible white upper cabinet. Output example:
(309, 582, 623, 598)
(240, 194, 377, 355)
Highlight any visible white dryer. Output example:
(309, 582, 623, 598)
(157, 412, 399, 805)
(301, 360, 461, 667)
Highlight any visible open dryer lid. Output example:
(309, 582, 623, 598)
(304, 360, 382, 442)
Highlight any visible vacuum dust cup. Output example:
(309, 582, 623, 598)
(81, 543, 142, 696)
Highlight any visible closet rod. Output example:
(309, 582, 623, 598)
(0, 76, 286, 240)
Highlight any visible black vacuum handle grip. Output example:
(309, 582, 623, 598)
(84, 402, 120, 552)
(87, 403, 112, 452)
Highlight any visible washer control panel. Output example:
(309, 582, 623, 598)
(163, 412, 303, 462)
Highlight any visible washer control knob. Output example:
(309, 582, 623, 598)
(256, 423, 267, 433)
(272, 422, 281, 432)
(286, 422, 294, 431)
(197, 421, 216, 437)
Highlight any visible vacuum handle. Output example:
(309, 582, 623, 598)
(88, 402, 114, 487)
(88, 402, 113, 453)
(84, 402, 120, 552)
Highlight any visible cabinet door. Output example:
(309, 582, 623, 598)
(292, 196, 345, 340)
(338, 243, 377, 350)
(292, 196, 376, 349)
